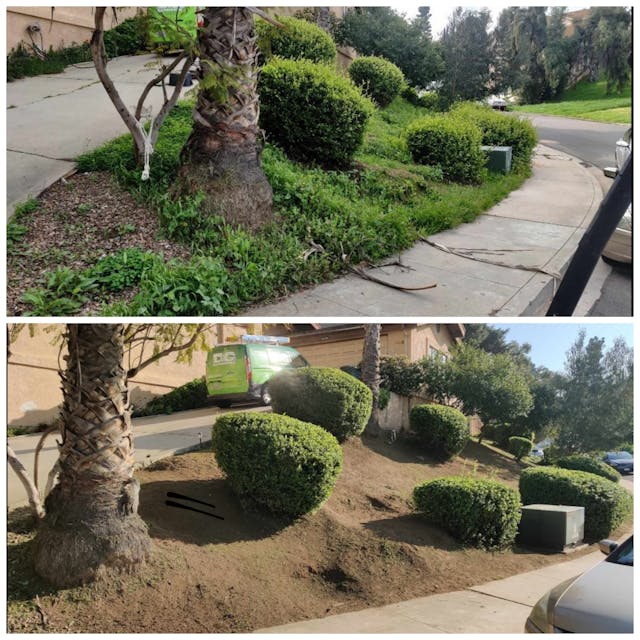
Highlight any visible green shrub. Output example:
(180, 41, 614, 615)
(413, 476, 521, 550)
(508, 436, 533, 461)
(617, 442, 633, 454)
(379, 355, 424, 397)
(410, 404, 469, 459)
(103, 15, 148, 58)
(556, 454, 621, 483)
(212, 411, 342, 517)
(259, 58, 374, 167)
(87, 248, 160, 293)
(134, 378, 208, 417)
(269, 367, 372, 442)
(257, 16, 337, 64)
(348, 56, 405, 108)
(401, 86, 440, 110)
(450, 103, 538, 166)
(406, 115, 485, 183)
(519, 466, 632, 541)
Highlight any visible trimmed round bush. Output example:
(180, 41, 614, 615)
(413, 476, 521, 550)
(348, 56, 405, 107)
(269, 367, 372, 442)
(519, 466, 632, 541)
(406, 116, 484, 183)
(259, 58, 374, 167)
(257, 16, 337, 64)
(450, 102, 538, 166)
(556, 454, 621, 483)
(410, 404, 470, 459)
(508, 436, 533, 461)
(212, 411, 342, 517)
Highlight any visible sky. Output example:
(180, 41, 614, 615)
(489, 322, 634, 372)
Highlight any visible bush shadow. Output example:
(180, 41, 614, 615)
(140, 478, 293, 546)
(361, 433, 451, 468)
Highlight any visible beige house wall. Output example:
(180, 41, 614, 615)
(7, 7, 141, 53)
(7, 323, 257, 427)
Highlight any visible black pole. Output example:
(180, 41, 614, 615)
(546, 153, 632, 316)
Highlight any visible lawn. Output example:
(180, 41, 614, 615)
(514, 79, 631, 124)
(7, 97, 530, 317)
(8, 435, 629, 633)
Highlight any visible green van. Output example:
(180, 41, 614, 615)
(206, 343, 309, 407)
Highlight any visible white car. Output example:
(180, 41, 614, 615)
(602, 128, 632, 264)
(525, 536, 633, 633)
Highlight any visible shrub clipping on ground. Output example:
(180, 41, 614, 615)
(259, 58, 374, 167)
(256, 15, 337, 64)
(212, 411, 342, 517)
(406, 115, 485, 183)
(556, 454, 621, 483)
(410, 404, 469, 459)
(519, 466, 632, 541)
(269, 367, 372, 442)
(348, 56, 405, 107)
(508, 436, 533, 461)
(413, 476, 522, 550)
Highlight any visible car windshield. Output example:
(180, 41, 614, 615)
(607, 537, 634, 567)
(610, 451, 633, 459)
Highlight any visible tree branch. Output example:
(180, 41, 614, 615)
(7, 444, 45, 521)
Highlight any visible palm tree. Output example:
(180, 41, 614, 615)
(32, 324, 151, 587)
(361, 324, 381, 436)
(175, 7, 273, 229)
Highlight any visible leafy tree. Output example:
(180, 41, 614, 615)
(512, 7, 549, 104)
(414, 7, 433, 38)
(556, 331, 633, 453)
(448, 343, 533, 436)
(543, 7, 573, 99)
(593, 8, 632, 93)
(335, 7, 443, 88)
(439, 8, 492, 105)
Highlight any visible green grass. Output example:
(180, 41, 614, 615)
(22, 97, 532, 316)
(514, 79, 631, 124)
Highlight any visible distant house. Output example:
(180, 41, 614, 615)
(272, 323, 465, 368)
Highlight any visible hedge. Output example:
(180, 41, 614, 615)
(269, 367, 372, 442)
(406, 115, 485, 183)
(519, 466, 632, 541)
(556, 454, 621, 483)
(133, 377, 208, 417)
(508, 436, 533, 461)
(413, 476, 522, 550)
(259, 58, 374, 167)
(212, 411, 342, 517)
(410, 404, 469, 459)
(348, 56, 405, 107)
(256, 15, 337, 64)
(450, 102, 538, 166)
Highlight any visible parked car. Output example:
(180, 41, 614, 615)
(602, 127, 632, 264)
(205, 340, 308, 407)
(525, 535, 633, 633)
(487, 96, 507, 111)
(602, 451, 634, 474)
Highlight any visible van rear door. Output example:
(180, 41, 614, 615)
(206, 346, 248, 396)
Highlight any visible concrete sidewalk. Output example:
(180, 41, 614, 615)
(248, 146, 603, 317)
(257, 550, 604, 633)
(7, 405, 267, 510)
(7, 53, 195, 216)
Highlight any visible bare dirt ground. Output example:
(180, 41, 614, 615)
(7, 437, 631, 633)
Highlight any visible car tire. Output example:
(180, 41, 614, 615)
(260, 384, 271, 406)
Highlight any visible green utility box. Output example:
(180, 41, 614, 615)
(518, 504, 585, 551)
(481, 145, 512, 173)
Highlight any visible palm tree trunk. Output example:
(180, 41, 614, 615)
(32, 324, 151, 587)
(175, 7, 273, 230)
(362, 324, 382, 436)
